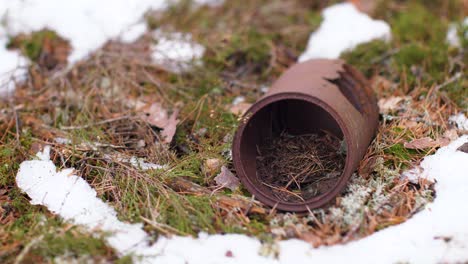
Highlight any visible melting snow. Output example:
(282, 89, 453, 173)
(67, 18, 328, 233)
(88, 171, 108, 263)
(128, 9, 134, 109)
(446, 17, 468, 47)
(151, 30, 206, 73)
(232, 96, 246, 106)
(0, 0, 169, 63)
(16, 146, 165, 262)
(0, 0, 211, 96)
(449, 113, 468, 131)
(299, 3, 391, 61)
(193, 0, 225, 7)
(16, 146, 150, 256)
(121, 22, 149, 44)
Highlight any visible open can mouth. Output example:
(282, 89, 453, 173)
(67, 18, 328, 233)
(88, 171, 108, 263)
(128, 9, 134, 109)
(232, 59, 379, 212)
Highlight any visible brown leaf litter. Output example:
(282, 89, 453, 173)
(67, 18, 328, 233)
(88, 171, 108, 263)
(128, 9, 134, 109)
(404, 137, 447, 150)
(214, 166, 240, 191)
(378, 96, 410, 113)
(457, 143, 468, 153)
(138, 102, 180, 144)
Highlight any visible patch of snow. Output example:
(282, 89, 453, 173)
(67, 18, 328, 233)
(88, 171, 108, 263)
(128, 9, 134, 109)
(54, 137, 72, 145)
(298, 3, 391, 61)
(401, 166, 426, 184)
(120, 22, 148, 43)
(16, 146, 168, 262)
(151, 30, 205, 73)
(0, 0, 170, 64)
(449, 113, 468, 131)
(447, 24, 460, 47)
(0, 0, 213, 95)
(446, 17, 468, 47)
(260, 85, 269, 94)
(16, 146, 149, 256)
(193, 0, 225, 7)
(232, 96, 245, 106)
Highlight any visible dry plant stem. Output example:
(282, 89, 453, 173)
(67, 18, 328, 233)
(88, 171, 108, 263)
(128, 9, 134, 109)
(60, 115, 132, 130)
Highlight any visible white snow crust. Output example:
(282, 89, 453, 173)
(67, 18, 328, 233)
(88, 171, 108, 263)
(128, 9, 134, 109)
(299, 3, 391, 62)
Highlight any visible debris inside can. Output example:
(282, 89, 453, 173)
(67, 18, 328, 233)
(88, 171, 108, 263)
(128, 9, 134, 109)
(256, 132, 346, 202)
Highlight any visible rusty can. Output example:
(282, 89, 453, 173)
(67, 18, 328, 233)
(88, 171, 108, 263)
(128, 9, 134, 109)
(232, 59, 379, 212)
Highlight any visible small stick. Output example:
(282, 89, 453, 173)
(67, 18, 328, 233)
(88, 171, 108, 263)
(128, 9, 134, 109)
(60, 115, 131, 130)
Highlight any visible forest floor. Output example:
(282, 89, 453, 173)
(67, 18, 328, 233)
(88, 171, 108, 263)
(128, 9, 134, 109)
(0, 0, 467, 263)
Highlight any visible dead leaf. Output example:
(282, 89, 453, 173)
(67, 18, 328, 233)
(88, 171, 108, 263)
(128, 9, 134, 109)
(225, 250, 234, 258)
(139, 102, 179, 144)
(300, 232, 322, 248)
(160, 109, 179, 144)
(378, 96, 408, 113)
(214, 166, 240, 191)
(437, 138, 451, 147)
(443, 129, 459, 142)
(405, 130, 460, 150)
(399, 119, 419, 129)
(404, 137, 439, 150)
(371, 76, 395, 92)
(139, 102, 170, 128)
(229, 102, 252, 116)
(457, 143, 468, 153)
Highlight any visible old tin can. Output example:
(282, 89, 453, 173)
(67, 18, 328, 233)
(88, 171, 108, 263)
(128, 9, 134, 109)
(232, 59, 379, 212)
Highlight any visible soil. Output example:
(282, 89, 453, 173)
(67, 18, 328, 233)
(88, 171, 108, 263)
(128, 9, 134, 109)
(256, 132, 346, 203)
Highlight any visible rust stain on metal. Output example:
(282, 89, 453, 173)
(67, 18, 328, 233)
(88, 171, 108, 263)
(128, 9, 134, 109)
(232, 59, 379, 212)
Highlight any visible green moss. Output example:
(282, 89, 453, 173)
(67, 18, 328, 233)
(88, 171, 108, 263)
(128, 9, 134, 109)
(306, 10, 322, 29)
(343, 2, 458, 88)
(460, 22, 468, 49)
(385, 143, 412, 161)
(32, 228, 110, 259)
(444, 79, 468, 109)
(7, 29, 60, 61)
(393, 42, 450, 85)
(159, 194, 217, 235)
(116, 255, 134, 264)
(390, 3, 447, 44)
(203, 28, 272, 79)
(340, 40, 392, 77)
(394, 44, 427, 68)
